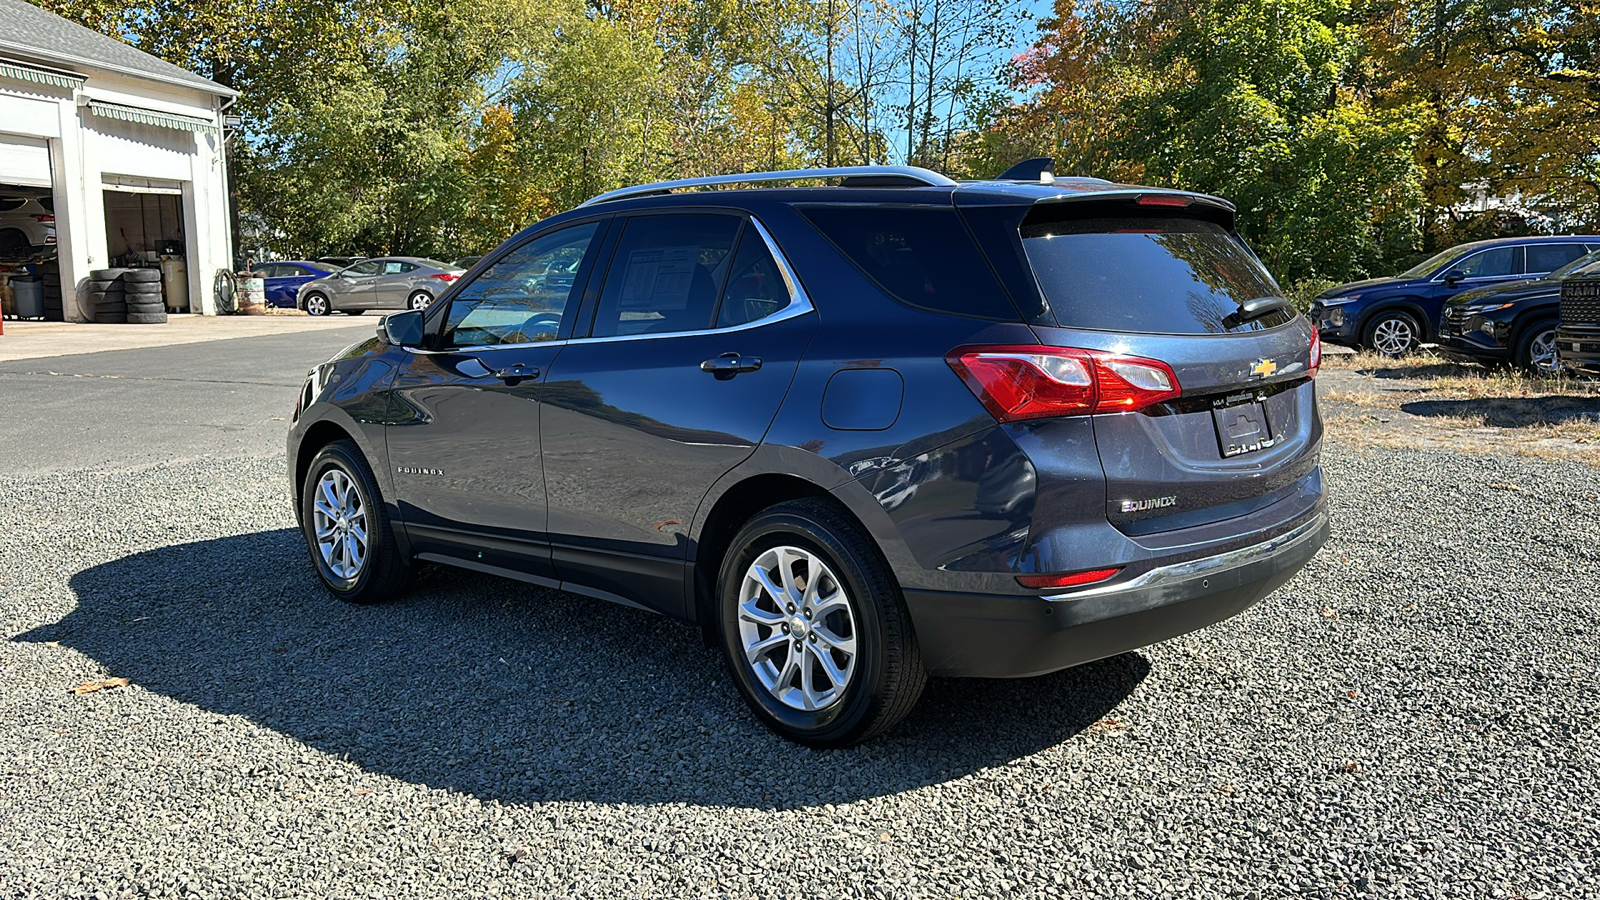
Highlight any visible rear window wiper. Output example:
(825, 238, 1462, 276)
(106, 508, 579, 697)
(1225, 296, 1292, 329)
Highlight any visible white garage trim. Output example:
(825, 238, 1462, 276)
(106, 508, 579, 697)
(103, 174, 183, 195)
(87, 99, 217, 133)
(0, 56, 84, 89)
(0, 133, 51, 187)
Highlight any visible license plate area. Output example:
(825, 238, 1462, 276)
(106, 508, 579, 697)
(1212, 391, 1276, 458)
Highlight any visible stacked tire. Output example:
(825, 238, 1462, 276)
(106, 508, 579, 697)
(86, 268, 167, 324)
(40, 262, 63, 321)
(87, 268, 128, 323)
(124, 268, 167, 324)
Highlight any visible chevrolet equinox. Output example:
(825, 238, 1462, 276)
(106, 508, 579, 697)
(287, 163, 1329, 746)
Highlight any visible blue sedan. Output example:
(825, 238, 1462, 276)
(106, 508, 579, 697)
(253, 260, 337, 308)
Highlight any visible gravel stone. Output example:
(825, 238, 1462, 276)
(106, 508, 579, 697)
(1, 352, 1597, 898)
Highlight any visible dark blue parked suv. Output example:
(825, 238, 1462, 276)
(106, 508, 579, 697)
(287, 165, 1329, 745)
(1312, 236, 1600, 355)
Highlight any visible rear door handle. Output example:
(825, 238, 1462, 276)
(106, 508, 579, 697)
(700, 352, 763, 379)
(490, 363, 539, 385)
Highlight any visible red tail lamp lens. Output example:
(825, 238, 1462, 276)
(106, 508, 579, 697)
(1309, 328, 1322, 377)
(947, 345, 1181, 421)
(431, 273, 459, 282)
(1017, 568, 1122, 589)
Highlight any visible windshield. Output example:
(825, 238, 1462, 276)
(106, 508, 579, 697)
(1552, 249, 1600, 280)
(1401, 247, 1470, 278)
(1020, 216, 1292, 334)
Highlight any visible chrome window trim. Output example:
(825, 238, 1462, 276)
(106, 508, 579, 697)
(403, 215, 811, 355)
(1042, 512, 1328, 603)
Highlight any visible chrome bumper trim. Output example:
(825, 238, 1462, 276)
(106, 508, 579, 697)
(1044, 512, 1328, 603)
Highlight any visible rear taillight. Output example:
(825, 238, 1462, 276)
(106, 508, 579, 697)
(1309, 328, 1321, 378)
(947, 345, 1181, 422)
(430, 273, 459, 283)
(33, 215, 53, 223)
(1017, 568, 1122, 590)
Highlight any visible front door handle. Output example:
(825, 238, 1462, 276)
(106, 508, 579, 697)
(700, 352, 763, 379)
(490, 363, 539, 385)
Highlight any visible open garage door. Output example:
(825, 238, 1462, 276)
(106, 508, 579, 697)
(1, 134, 62, 321)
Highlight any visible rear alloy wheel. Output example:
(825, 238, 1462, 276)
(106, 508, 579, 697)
(300, 440, 410, 603)
(1366, 310, 1422, 356)
(408, 291, 432, 311)
(719, 499, 925, 747)
(1517, 320, 1561, 377)
(303, 293, 331, 316)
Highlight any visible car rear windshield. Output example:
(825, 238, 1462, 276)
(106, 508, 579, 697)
(1020, 215, 1291, 334)
(799, 205, 1020, 320)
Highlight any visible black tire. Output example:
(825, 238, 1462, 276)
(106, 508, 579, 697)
(299, 440, 410, 604)
(127, 311, 168, 324)
(125, 283, 162, 295)
(123, 268, 161, 283)
(718, 498, 925, 747)
(0, 229, 28, 254)
(127, 301, 165, 314)
(302, 292, 331, 316)
(1513, 317, 1561, 376)
(87, 279, 121, 292)
(89, 268, 125, 281)
(1363, 309, 1423, 356)
(343, 309, 366, 316)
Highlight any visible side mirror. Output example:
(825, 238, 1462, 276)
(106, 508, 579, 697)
(379, 309, 426, 347)
(1443, 271, 1465, 285)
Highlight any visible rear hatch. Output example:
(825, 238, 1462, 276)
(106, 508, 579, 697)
(960, 192, 1321, 535)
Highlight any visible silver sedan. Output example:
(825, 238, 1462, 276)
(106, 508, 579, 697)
(296, 257, 464, 316)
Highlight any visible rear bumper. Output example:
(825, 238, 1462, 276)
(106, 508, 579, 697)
(1557, 326, 1600, 374)
(903, 511, 1329, 678)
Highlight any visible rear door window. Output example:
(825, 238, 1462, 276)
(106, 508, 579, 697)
(800, 206, 1018, 320)
(589, 213, 741, 338)
(1020, 215, 1290, 334)
(1526, 243, 1587, 274)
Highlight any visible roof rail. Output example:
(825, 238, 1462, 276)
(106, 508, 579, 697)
(577, 165, 958, 207)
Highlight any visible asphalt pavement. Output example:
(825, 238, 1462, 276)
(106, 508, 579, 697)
(2, 329, 1598, 898)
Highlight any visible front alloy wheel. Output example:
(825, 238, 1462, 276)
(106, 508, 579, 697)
(719, 499, 925, 747)
(1521, 324, 1561, 377)
(300, 439, 410, 603)
(1367, 311, 1420, 356)
(304, 293, 330, 316)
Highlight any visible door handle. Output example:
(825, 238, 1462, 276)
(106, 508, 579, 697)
(700, 352, 763, 379)
(490, 363, 539, 385)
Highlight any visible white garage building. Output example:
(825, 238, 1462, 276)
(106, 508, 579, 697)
(0, 0, 235, 319)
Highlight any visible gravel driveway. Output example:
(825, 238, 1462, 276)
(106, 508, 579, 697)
(2, 340, 1598, 897)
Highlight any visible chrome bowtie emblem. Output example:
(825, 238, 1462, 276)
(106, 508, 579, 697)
(1250, 358, 1278, 378)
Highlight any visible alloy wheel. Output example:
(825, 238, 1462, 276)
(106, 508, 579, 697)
(1372, 316, 1416, 355)
(1529, 328, 1560, 376)
(737, 545, 858, 711)
(305, 294, 329, 316)
(409, 292, 431, 311)
(311, 468, 368, 582)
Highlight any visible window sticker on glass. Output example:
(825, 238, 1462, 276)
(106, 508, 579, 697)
(619, 247, 699, 311)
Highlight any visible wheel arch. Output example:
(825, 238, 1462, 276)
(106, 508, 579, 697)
(689, 472, 835, 636)
(1357, 298, 1432, 343)
(291, 409, 390, 520)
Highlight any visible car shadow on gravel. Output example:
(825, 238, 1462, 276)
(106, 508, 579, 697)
(1400, 395, 1600, 427)
(25, 529, 1146, 810)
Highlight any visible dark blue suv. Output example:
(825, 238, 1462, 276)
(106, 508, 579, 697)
(287, 166, 1328, 745)
(1312, 236, 1600, 355)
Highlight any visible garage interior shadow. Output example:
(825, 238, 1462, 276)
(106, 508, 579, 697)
(24, 529, 1146, 810)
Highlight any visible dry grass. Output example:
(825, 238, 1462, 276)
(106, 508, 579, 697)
(1319, 350, 1600, 463)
